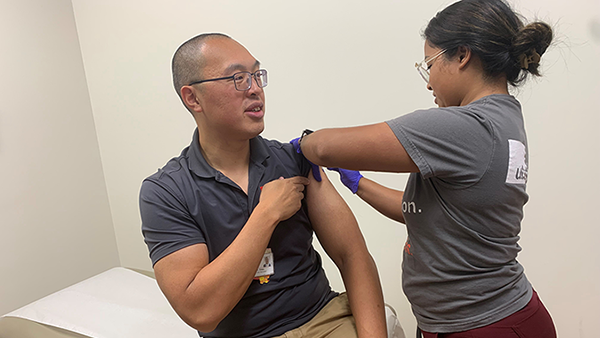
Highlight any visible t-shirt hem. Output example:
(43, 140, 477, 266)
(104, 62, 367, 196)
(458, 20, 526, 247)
(416, 286, 533, 333)
(151, 239, 206, 267)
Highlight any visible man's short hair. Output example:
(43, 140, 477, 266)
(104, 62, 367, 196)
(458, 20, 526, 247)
(171, 33, 231, 110)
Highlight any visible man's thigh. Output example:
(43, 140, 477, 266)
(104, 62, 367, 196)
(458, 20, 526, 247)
(275, 293, 357, 338)
(311, 316, 357, 338)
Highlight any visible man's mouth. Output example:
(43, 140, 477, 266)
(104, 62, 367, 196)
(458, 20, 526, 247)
(245, 102, 264, 118)
(245, 102, 263, 111)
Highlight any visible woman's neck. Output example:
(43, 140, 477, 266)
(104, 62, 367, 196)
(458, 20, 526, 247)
(460, 74, 509, 106)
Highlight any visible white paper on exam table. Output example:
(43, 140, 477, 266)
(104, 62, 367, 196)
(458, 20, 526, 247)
(2, 267, 198, 338)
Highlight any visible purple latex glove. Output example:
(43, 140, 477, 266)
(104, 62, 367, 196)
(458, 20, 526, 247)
(290, 137, 321, 182)
(327, 168, 363, 194)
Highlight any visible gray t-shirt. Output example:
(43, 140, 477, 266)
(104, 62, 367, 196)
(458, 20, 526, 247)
(386, 94, 532, 332)
(140, 130, 336, 338)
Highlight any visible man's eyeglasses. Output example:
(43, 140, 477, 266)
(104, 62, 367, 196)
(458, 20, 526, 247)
(187, 69, 268, 91)
(415, 50, 446, 83)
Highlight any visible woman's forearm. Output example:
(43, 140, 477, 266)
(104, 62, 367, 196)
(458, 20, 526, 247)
(356, 177, 406, 224)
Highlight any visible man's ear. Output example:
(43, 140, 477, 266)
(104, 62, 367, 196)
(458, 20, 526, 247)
(457, 46, 472, 70)
(181, 86, 203, 113)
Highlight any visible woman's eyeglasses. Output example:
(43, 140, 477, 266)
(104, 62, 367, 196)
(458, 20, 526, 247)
(415, 50, 446, 83)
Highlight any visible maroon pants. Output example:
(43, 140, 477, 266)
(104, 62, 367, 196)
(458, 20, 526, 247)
(421, 290, 556, 338)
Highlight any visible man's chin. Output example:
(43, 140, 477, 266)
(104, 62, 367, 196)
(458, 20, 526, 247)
(248, 123, 265, 139)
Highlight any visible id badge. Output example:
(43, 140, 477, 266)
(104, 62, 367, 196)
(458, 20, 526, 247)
(254, 248, 274, 278)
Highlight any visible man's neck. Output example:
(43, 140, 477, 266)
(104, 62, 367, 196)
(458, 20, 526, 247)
(198, 130, 251, 193)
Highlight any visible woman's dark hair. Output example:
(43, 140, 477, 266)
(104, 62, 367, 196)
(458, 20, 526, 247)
(423, 0, 553, 86)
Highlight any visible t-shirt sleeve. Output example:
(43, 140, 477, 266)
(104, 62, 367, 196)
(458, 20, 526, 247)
(386, 107, 494, 186)
(139, 178, 205, 266)
(279, 141, 312, 178)
(296, 148, 312, 178)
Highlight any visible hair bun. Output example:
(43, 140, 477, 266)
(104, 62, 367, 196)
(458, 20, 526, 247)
(423, 0, 554, 87)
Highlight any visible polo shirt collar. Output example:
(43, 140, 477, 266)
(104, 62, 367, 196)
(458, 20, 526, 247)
(187, 128, 270, 179)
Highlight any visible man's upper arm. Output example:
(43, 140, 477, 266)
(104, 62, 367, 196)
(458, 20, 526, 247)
(153, 243, 209, 311)
(140, 179, 211, 323)
(140, 179, 205, 266)
(305, 168, 368, 265)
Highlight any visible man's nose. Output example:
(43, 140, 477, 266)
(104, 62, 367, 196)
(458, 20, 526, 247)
(246, 77, 263, 95)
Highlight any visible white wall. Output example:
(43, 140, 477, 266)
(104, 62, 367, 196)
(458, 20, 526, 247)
(0, 0, 594, 336)
(510, 2, 600, 338)
(0, 0, 120, 316)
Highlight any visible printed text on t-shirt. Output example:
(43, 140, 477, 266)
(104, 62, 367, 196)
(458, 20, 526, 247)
(403, 201, 422, 214)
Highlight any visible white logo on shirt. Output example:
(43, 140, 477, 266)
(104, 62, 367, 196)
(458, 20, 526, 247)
(506, 139, 528, 184)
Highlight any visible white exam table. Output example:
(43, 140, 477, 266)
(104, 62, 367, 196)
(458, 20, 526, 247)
(0, 267, 405, 338)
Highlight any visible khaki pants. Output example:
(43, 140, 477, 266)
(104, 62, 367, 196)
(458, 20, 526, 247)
(273, 293, 357, 338)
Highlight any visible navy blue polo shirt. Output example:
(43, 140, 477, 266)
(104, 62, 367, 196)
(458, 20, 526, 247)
(140, 129, 336, 338)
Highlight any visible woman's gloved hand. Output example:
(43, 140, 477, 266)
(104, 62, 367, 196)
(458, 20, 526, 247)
(327, 168, 363, 194)
(290, 137, 321, 182)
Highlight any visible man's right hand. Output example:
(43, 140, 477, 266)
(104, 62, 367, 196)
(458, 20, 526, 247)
(260, 176, 310, 222)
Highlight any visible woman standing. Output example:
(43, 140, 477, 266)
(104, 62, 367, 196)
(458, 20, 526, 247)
(296, 0, 557, 336)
